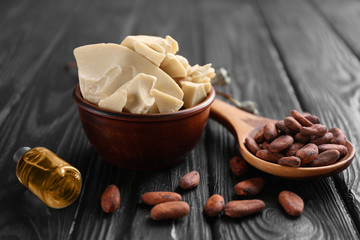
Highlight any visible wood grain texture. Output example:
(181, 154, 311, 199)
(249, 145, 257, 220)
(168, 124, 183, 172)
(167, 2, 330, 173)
(257, 0, 360, 234)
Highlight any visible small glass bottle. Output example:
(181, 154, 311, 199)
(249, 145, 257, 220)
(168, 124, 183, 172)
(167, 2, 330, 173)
(15, 147, 82, 209)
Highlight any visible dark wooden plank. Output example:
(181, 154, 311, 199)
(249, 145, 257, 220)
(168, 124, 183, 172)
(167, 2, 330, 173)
(203, 0, 359, 239)
(257, 0, 360, 234)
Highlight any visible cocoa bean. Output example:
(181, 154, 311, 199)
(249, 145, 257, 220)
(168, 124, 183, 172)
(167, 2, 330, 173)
(101, 185, 121, 213)
(278, 156, 301, 167)
(284, 117, 302, 131)
(310, 150, 340, 167)
(229, 156, 248, 177)
(179, 171, 200, 190)
(275, 120, 294, 135)
(151, 201, 190, 220)
(256, 149, 284, 162)
(284, 142, 304, 156)
(302, 112, 320, 124)
(300, 124, 327, 137)
(269, 135, 294, 153)
(224, 200, 265, 218)
(310, 132, 333, 145)
(245, 137, 261, 155)
(329, 128, 346, 145)
(291, 110, 313, 127)
(318, 144, 348, 157)
(279, 191, 304, 217)
(254, 128, 265, 144)
(296, 143, 318, 165)
(204, 194, 225, 217)
(141, 192, 182, 206)
(261, 141, 270, 150)
(294, 133, 311, 144)
(234, 177, 265, 196)
(263, 123, 279, 142)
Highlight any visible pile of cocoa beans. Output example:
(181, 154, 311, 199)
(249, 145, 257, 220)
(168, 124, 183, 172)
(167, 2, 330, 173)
(245, 110, 348, 167)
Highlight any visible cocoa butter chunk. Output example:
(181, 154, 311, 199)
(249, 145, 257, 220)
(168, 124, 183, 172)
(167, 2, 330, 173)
(204, 194, 225, 217)
(296, 143, 318, 165)
(279, 191, 304, 217)
(141, 192, 182, 206)
(234, 177, 265, 196)
(318, 144, 348, 157)
(151, 201, 190, 220)
(329, 128, 346, 145)
(278, 156, 301, 167)
(263, 123, 279, 142)
(310, 132, 333, 145)
(291, 110, 313, 127)
(245, 137, 261, 154)
(300, 124, 327, 137)
(256, 149, 284, 162)
(269, 135, 294, 153)
(284, 117, 302, 131)
(224, 200, 265, 218)
(310, 150, 340, 167)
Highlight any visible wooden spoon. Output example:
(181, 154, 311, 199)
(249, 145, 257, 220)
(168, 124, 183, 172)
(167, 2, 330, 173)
(210, 99, 355, 179)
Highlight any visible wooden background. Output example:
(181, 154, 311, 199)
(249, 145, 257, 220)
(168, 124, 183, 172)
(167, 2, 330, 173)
(1, 0, 360, 239)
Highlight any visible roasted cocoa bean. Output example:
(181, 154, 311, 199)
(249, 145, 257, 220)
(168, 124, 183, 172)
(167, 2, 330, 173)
(256, 149, 284, 162)
(229, 156, 248, 177)
(302, 112, 320, 124)
(284, 142, 304, 156)
(101, 185, 121, 213)
(141, 192, 182, 206)
(284, 117, 302, 131)
(263, 123, 279, 142)
(310, 150, 340, 167)
(278, 156, 301, 167)
(179, 171, 200, 190)
(245, 137, 261, 155)
(279, 191, 304, 217)
(151, 201, 190, 220)
(294, 133, 311, 144)
(318, 144, 348, 157)
(234, 177, 265, 196)
(296, 143, 318, 165)
(261, 141, 270, 150)
(300, 124, 327, 137)
(329, 128, 346, 145)
(310, 132, 333, 145)
(291, 110, 313, 127)
(269, 135, 294, 153)
(204, 194, 225, 217)
(224, 200, 265, 218)
(254, 128, 265, 144)
(275, 120, 294, 135)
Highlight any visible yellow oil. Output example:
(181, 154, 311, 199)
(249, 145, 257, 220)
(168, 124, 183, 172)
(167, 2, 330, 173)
(15, 147, 81, 208)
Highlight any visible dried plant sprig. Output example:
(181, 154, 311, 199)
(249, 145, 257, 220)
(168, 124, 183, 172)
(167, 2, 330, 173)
(216, 91, 259, 115)
(211, 68, 231, 86)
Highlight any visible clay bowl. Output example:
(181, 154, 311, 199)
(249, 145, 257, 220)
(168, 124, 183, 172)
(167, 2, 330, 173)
(73, 84, 215, 170)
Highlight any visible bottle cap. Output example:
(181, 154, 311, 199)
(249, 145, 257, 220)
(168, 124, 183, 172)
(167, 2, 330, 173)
(13, 147, 31, 163)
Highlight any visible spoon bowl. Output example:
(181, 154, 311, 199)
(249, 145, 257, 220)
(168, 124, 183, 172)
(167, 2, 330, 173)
(210, 99, 355, 179)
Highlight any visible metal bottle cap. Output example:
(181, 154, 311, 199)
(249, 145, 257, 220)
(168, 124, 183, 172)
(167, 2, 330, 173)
(13, 147, 31, 163)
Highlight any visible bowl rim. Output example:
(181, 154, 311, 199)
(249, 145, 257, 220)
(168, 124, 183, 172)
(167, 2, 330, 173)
(73, 84, 216, 121)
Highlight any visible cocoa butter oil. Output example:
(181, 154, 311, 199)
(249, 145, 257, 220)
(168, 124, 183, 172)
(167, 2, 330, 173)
(15, 147, 81, 208)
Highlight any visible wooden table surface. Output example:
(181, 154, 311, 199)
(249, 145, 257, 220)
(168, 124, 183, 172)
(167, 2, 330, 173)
(2, 0, 360, 239)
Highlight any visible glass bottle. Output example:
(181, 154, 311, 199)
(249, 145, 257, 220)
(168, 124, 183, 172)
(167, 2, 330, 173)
(15, 147, 82, 208)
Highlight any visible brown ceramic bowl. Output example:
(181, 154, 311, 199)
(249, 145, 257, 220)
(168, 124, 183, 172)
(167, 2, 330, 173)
(73, 84, 215, 170)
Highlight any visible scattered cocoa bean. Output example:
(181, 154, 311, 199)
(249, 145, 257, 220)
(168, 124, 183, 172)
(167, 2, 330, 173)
(278, 191, 304, 217)
(101, 185, 121, 213)
(318, 144, 348, 157)
(256, 149, 284, 162)
(291, 110, 313, 127)
(329, 128, 346, 145)
(179, 171, 200, 190)
(151, 201, 190, 220)
(204, 194, 225, 217)
(300, 124, 327, 137)
(284, 142, 304, 156)
(254, 128, 265, 144)
(245, 137, 261, 155)
(310, 132, 333, 145)
(296, 143, 318, 165)
(302, 112, 320, 124)
(141, 192, 182, 206)
(224, 200, 265, 218)
(310, 150, 340, 167)
(269, 135, 294, 153)
(229, 156, 248, 177)
(284, 117, 302, 131)
(234, 177, 265, 196)
(263, 123, 279, 142)
(261, 141, 270, 150)
(294, 133, 311, 144)
(275, 120, 294, 135)
(278, 156, 301, 167)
